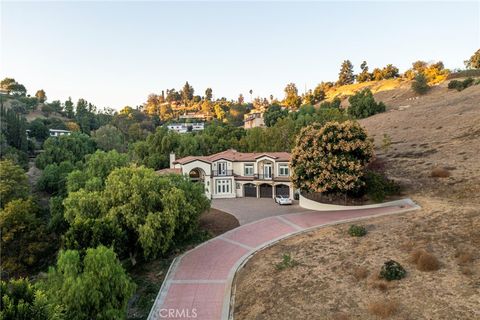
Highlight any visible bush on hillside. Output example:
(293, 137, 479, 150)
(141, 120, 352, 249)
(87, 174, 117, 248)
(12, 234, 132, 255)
(348, 224, 367, 237)
(347, 89, 386, 119)
(363, 171, 400, 202)
(448, 78, 475, 91)
(291, 121, 374, 194)
(411, 73, 430, 95)
(379, 260, 406, 281)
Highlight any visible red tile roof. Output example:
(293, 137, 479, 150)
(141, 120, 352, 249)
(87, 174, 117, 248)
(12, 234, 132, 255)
(155, 168, 182, 175)
(174, 149, 290, 165)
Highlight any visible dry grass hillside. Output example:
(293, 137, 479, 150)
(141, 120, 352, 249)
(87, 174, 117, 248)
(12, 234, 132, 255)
(233, 80, 480, 320)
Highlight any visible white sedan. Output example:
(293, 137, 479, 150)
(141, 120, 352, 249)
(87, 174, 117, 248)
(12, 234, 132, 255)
(275, 195, 292, 205)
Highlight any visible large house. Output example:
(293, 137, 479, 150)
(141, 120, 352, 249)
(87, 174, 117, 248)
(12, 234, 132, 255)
(167, 123, 205, 133)
(244, 112, 265, 129)
(164, 149, 294, 200)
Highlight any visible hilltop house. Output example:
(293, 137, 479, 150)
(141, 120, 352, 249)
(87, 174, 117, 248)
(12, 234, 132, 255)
(244, 112, 265, 129)
(167, 123, 205, 133)
(161, 149, 294, 200)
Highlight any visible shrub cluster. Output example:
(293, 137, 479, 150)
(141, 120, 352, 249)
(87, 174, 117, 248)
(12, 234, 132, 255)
(379, 260, 406, 281)
(348, 224, 367, 237)
(363, 171, 401, 202)
(447, 77, 476, 91)
(347, 89, 386, 119)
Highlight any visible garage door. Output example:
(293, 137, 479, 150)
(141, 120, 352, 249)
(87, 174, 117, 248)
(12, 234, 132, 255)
(275, 184, 290, 197)
(259, 184, 273, 198)
(244, 183, 257, 197)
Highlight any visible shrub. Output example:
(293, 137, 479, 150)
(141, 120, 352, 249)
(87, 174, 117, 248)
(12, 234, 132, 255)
(0, 278, 62, 320)
(367, 299, 399, 319)
(448, 79, 463, 90)
(448, 78, 475, 91)
(410, 249, 441, 271)
(363, 171, 400, 202)
(431, 167, 450, 178)
(379, 260, 406, 281)
(275, 253, 299, 270)
(348, 224, 367, 237)
(347, 89, 386, 119)
(291, 121, 374, 194)
(352, 266, 369, 280)
(411, 73, 430, 95)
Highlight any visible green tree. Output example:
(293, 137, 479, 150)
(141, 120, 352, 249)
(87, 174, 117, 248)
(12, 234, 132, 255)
(465, 48, 480, 69)
(0, 160, 29, 208)
(319, 97, 341, 109)
(411, 73, 430, 95)
(205, 87, 213, 101)
(35, 133, 96, 169)
(35, 89, 47, 103)
(64, 97, 74, 119)
(0, 198, 55, 276)
(283, 83, 301, 109)
(41, 246, 136, 320)
(0, 104, 29, 153)
(381, 64, 399, 79)
(63, 167, 209, 263)
(357, 61, 372, 82)
(348, 89, 386, 118)
(28, 118, 50, 142)
(0, 78, 27, 96)
(214, 104, 226, 120)
(0, 278, 63, 320)
(264, 105, 288, 127)
(37, 161, 76, 196)
(92, 124, 126, 152)
(291, 121, 374, 194)
(337, 60, 355, 85)
(182, 81, 194, 106)
(313, 84, 326, 103)
(66, 150, 129, 193)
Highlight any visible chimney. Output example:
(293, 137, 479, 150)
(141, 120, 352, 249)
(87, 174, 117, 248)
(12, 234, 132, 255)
(169, 153, 176, 169)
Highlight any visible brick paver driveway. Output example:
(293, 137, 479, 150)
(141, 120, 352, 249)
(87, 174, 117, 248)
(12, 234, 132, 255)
(148, 199, 420, 320)
(211, 198, 311, 225)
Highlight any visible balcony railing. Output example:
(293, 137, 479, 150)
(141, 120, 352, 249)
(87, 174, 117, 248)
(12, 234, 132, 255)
(211, 170, 233, 177)
(254, 173, 273, 180)
(253, 174, 290, 181)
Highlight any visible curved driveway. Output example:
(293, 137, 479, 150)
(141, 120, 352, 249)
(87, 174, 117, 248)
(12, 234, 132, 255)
(148, 199, 419, 320)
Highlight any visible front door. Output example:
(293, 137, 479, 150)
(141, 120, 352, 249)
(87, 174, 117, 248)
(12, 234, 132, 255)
(264, 164, 272, 179)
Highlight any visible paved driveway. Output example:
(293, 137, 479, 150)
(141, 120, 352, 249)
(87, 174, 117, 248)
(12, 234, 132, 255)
(211, 198, 312, 225)
(148, 199, 420, 320)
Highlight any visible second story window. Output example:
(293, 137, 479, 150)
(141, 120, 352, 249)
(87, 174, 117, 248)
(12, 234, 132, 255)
(244, 164, 254, 176)
(218, 162, 227, 175)
(279, 164, 289, 176)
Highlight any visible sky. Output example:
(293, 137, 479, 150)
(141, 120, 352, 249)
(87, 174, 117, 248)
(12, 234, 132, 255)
(1, 1, 479, 110)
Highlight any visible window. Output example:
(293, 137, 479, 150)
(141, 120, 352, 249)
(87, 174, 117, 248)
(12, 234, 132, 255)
(279, 164, 289, 176)
(216, 179, 231, 194)
(244, 164, 254, 176)
(218, 162, 227, 175)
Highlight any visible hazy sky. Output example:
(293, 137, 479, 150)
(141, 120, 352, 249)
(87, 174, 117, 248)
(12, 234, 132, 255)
(1, 1, 479, 109)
